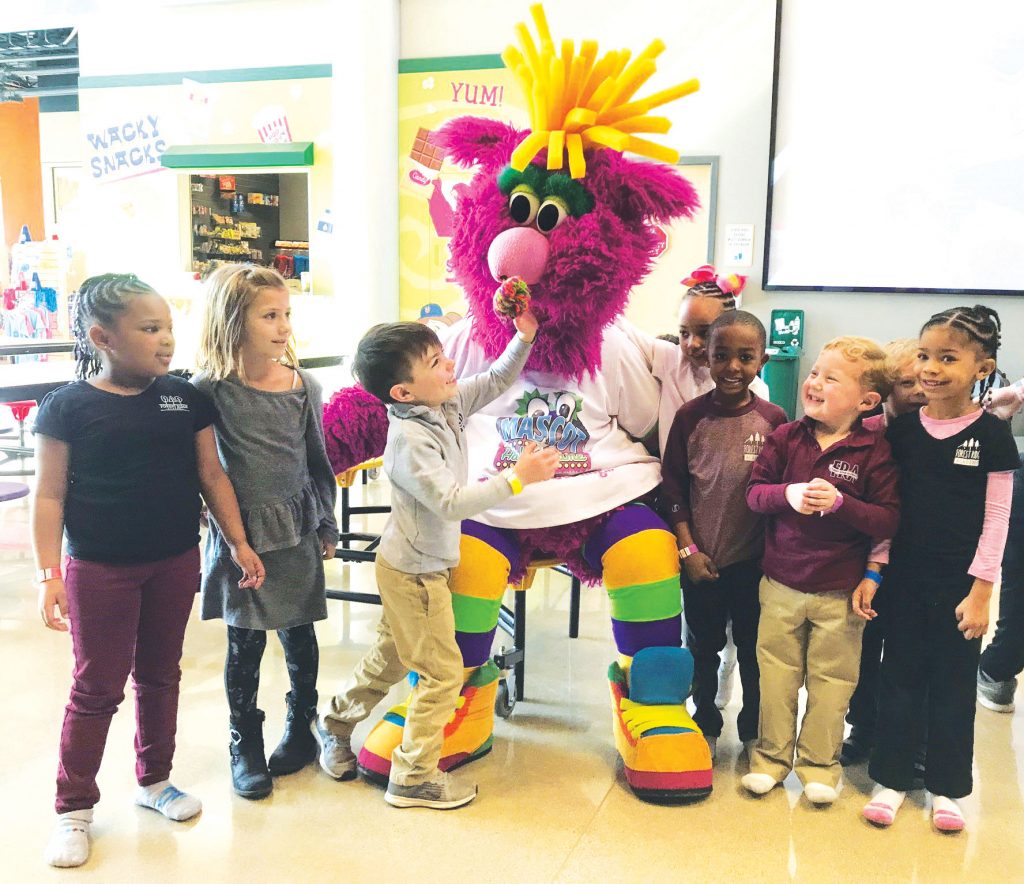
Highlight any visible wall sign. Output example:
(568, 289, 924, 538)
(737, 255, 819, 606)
(85, 114, 167, 182)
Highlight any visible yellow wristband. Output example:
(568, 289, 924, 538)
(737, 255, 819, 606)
(506, 472, 523, 495)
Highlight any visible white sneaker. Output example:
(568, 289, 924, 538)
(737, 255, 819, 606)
(977, 670, 1016, 713)
(310, 714, 357, 780)
(385, 769, 477, 810)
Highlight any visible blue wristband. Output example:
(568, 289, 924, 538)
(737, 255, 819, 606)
(864, 569, 883, 586)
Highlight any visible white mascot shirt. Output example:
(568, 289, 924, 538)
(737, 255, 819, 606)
(442, 319, 662, 530)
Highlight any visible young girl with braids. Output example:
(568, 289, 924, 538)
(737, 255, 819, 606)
(193, 265, 338, 801)
(864, 305, 1019, 833)
(33, 274, 263, 868)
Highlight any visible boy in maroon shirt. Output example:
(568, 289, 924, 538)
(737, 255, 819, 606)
(660, 312, 787, 761)
(741, 336, 899, 805)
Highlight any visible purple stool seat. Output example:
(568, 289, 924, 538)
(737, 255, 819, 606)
(0, 481, 29, 502)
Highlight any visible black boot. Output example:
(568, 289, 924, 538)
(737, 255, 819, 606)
(268, 691, 318, 776)
(229, 709, 273, 799)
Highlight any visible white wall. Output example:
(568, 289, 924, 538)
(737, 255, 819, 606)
(335, 0, 400, 347)
(400, 0, 1024, 386)
(77, 0, 336, 75)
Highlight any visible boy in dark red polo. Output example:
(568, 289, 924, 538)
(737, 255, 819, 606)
(741, 337, 900, 806)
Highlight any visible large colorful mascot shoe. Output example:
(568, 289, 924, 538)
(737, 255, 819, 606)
(325, 4, 710, 802)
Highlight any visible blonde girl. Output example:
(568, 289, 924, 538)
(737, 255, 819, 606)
(195, 265, 337, 800)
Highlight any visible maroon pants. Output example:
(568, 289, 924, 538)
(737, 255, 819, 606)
(55, 546, 200, 813)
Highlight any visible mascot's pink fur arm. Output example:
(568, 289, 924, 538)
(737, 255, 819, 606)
(322, 385, 389, 474)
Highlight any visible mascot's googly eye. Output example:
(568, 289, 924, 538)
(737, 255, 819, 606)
(555, 392, 577, 418)
(509, 190, 540, 225)
(526, 395, 549, 416)
(536, 199, 568, 234)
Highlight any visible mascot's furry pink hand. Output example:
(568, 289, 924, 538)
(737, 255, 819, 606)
(322, 385, 389, 474)
(493, 276, 531, 319)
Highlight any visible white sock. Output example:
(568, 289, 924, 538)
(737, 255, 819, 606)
(804, 781, 839, 805)
(44, 809, 93, 868)
(741, 772, 778, 795)
(135, 780, 202, 821)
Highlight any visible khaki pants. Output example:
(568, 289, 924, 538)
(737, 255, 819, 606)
(323, 555, 464, 785)
(750, 576, 865, 788)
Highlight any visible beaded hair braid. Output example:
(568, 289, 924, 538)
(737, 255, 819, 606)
(72, 273, 158, 379)
(921, 304, 1002, 399)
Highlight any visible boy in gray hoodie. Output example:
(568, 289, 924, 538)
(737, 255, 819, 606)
(313, 313, 558, 809)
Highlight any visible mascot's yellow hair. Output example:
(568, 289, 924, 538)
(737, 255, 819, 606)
(503, 3, 700, 179)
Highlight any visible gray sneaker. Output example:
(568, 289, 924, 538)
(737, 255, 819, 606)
(310, 715, 357, 780)
(384, 770, 478, 810)
(977, 669, 1016, 713)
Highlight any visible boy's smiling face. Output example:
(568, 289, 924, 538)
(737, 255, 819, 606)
(802, 349, 879, 428)
(391, 344, 457, 407)
(708, 323, 768, 406)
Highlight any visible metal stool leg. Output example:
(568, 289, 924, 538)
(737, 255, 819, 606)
(513, 588, 527, 701)
(340, 484, 350, 547)
(569, 576, 581, 639)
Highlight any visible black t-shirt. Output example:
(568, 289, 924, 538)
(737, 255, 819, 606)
(888, 410, 1019, 577)
(33, 375, 217, 564)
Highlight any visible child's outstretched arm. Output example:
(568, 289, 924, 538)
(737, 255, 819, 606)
(32, 435, 70, 631)
(195, 427, 266, 589)
(457, 311, 536, 417)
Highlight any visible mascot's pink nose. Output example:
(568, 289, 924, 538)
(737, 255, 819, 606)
(487, 227, 550, 285)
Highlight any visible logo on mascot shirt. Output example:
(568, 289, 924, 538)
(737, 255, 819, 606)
(493, 388, 591, 475)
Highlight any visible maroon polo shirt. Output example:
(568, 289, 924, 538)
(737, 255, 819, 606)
(747, 416, 900, 594)
(660, 392, 788, 569)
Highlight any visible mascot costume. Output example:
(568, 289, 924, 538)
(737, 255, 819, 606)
(325, 4, 713, 801)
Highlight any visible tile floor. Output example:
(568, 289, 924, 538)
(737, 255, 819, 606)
(2, 477, 1024, 882)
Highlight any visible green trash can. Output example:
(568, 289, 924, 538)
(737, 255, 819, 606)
(763, 346, 802, 419)
(763, 309, 805, 419)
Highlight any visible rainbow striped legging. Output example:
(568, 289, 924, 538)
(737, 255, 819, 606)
(451, 503, 682, 667)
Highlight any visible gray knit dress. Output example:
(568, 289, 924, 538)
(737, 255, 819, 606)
(193, 369, 338, 630)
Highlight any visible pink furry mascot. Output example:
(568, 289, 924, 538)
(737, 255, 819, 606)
(324, 4, 715, 802)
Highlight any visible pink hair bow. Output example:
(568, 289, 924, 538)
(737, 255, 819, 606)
(681, 264, 747, 295)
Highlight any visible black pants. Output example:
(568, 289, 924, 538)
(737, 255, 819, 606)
(869, 573, 980, 798)
(979, 455, 1024, 682)
(682, 558, 761, 741)
(845, 590, 889, 737)
(225, 623, 319, 721)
